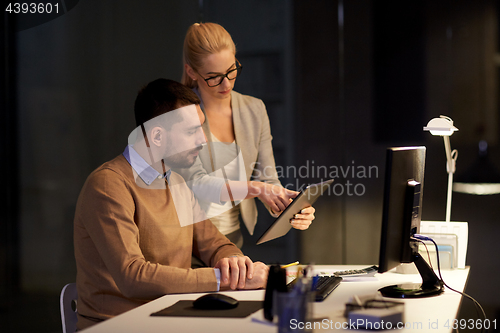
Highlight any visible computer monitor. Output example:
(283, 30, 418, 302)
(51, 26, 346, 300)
(377, 146, 444, 298)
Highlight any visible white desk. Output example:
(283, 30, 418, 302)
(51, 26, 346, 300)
(83, 265, 469, 333)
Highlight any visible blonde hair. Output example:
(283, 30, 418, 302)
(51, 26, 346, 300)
(182, 22, 236, 88)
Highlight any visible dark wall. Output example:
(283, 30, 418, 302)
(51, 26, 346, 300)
(423, 0, 500, 325)
(2, 0, 499, 331)
(294, 0, 500, 327)
(372, 2, 426, 143)
(1, 2, 20, 313)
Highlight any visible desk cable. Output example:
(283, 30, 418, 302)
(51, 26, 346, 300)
(412, 234, 488, 333)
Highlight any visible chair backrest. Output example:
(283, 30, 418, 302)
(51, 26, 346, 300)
(60, 283, 78, 333)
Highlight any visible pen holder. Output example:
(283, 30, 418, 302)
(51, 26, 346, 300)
(264, 265, 287, 321)
(274, 280, 313, 333)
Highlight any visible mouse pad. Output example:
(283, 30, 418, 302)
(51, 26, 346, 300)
(150, 300, 263, 318)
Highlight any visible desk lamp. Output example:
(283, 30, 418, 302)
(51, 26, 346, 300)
(423, 115, 458, 223)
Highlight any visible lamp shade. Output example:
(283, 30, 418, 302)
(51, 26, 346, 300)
(423, 116, 458, 136)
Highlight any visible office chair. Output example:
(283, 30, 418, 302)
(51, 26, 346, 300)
(60, 283, 78, 333)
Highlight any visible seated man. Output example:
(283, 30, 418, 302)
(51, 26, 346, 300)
(73, 78, 268, 330)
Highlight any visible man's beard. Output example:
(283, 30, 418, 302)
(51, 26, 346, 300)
(164, 146, 203, 169)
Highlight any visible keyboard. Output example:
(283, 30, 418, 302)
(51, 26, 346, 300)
(312, 275, 343, 302)
(312, 266, 378, 302)
(286, 266, 378, 302)
(333, 265, 378, 278)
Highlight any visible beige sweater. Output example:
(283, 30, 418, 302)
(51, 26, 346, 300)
(74, 154, 242, 330)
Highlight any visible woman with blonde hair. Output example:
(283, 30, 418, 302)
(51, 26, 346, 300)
(177, 22, 315, 248)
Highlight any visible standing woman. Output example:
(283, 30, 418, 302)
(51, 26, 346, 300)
(178, 22, 314, 248)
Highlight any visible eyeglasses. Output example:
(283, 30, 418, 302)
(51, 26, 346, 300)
(197, 60, 243, 87)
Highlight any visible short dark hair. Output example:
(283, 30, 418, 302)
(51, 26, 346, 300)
(134, 78, 200, 127)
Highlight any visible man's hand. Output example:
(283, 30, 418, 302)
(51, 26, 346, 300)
(241, 262, 268, 290)
(290, 206, 315, 230)
(215, 256, 268, 290)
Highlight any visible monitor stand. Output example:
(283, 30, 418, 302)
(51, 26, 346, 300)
(379, 253, 444, 298)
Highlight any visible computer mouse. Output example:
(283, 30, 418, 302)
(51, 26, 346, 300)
(192, 293, 239, 310)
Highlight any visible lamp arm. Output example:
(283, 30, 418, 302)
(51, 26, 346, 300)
(446, 171, 453, 223)
(442, 136, 458, 222)
(443, 136, 455, 174)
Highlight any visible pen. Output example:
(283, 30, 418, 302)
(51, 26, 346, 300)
(281, 261, 299, 269)
(251, 317, 276, 326)
(353, 295, 363, 307)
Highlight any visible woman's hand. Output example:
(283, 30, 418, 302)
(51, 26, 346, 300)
(250, 182, 316, 230)
(290, 206, 315, 230)
(250, 182, 298, 213)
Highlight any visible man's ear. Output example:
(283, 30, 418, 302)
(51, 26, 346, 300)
(150, 126, 163, 147)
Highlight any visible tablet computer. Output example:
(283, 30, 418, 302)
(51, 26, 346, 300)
(256, 179, 334, 245)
